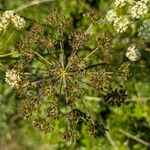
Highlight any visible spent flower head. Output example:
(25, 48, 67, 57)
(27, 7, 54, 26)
(5, 10, 129, 141)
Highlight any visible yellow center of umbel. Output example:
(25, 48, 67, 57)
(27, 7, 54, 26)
(60, 70, 68, 78)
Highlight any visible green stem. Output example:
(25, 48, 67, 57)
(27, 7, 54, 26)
(0, 63, 7, 70)
(60, 40, 65, 68)
(0, 51, 18, 57)
(0, 30, 16, 49)
(15, 0, 59, 12)
(85, 62, 109, 70)
(82, 47, 99, 62)
(34, 51, 51, 66)
(119, 129, 150, 147)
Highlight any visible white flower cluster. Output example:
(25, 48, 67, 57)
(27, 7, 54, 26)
(0, 10, 26, 32)
(106, 10, 117, 23)
(113, 17, 130, 33)
(130, 1, 148, 19)
(126, 45, 140, 61)
(106, 10, 130, 33)
(115, 0, 132, 7)
(106, 0, 149, 34)
(138, 21, 150, 40)
(5, 69, 21, 89)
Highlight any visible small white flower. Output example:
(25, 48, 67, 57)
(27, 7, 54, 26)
(126, 45, 140, 61)
(0, 11, 14, 32)
(3, 10, 15, 20)
(138, 21, 150, 40)
(11, 14, 26, 29)
(115, 0, 132, 7)
(130, 2, 148, 19)
(0, 10, 26, 32)
(113, 17, 130, 33)
(0, 21, 8, 32)
(106, 10, 117, 23)
(5, 69, 21, 89)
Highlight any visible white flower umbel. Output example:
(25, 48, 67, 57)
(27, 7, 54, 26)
(0, 10, 26, 32)
(0, 10, 14, 32)
(106, 10, 117, 23)
(138, 21, 150, 40)
(5, 69, 21, 89)
(126, 45, 140, 61)
(0, 11, 13, 32)
(130, 2, 148, 19)
(115, 0, 132, 7)
(113, 17, 130, 33)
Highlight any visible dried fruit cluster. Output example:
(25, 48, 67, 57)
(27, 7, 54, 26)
(6, 10, 129, 142)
